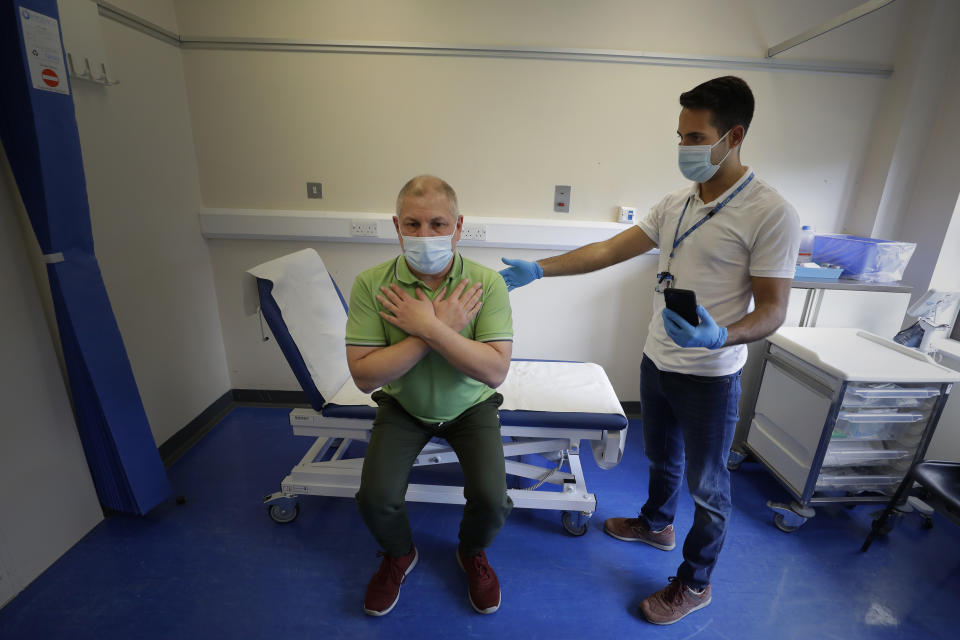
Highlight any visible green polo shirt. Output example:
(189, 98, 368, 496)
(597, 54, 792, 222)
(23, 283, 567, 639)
(345, 253, 513, 423)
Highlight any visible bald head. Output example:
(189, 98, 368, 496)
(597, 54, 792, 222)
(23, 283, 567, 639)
(395, 175, 459, 220)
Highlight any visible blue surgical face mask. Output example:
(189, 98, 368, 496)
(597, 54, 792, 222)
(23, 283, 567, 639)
(678, 129, 733, 183)
(402, 234, 454, 274)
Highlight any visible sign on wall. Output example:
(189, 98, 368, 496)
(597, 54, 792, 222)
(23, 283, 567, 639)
(19, 6, 69, 95)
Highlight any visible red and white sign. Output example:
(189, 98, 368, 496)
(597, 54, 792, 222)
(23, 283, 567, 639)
(20, 8, 70, 95)
(41, 68, 59, 87)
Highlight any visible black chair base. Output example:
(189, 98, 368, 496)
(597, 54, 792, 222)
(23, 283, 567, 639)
(861, 461, 960, 552)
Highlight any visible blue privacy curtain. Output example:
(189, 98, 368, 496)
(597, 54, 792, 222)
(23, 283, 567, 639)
(0, 0, 171, 514)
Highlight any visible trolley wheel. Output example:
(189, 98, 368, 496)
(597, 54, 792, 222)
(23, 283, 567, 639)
(561, 511, 590, 536)
(773, 513, 801, 533)
(766, 500, 814, 533)
(268, 501, 300, 524)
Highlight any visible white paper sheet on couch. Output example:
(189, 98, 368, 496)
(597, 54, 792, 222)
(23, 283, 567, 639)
(248, 249, 351, 401)
(330, 361, 623, 414)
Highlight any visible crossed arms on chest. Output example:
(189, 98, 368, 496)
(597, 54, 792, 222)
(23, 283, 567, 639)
(347, 280, 512, 393)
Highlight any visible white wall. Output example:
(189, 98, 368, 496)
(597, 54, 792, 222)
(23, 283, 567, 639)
(842, 0, 960, 241)
(174, 0, 896, 230)
(929, 195, 960, 292)
(0, 154, 103, 608)
(175, 0, 909, 399)
(892, 22, 960, 299)
(182, 55, 885, 231)
(113, 0, 179, 32)
(172, 0, 904, 64)
(66, 0, 231, 445)
(837, 0, 960, 325)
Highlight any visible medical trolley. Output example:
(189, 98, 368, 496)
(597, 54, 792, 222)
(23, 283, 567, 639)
(741, 327, 960, 532)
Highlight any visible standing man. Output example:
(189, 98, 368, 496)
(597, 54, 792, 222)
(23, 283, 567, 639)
(500, 76, 800, 625)
(347, 175, 514, 617)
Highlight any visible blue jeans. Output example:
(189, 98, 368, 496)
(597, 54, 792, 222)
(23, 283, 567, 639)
(638, 354, 741, 590)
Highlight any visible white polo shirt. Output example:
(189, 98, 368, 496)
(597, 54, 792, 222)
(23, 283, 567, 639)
(636, 169, 800, 377)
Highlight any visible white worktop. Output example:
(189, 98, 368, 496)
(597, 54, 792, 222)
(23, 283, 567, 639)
(769, 327, 960, 383)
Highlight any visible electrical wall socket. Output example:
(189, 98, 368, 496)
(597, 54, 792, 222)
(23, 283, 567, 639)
(461, 223, 487, 241)
(350, 220, 379, 237)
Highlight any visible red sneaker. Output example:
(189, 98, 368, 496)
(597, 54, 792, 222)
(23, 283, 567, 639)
(363, 546, 418, 616)
(456, 549, 501, 614)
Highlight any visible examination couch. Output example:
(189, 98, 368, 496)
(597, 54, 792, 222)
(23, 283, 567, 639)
(250, 249, 629, 535)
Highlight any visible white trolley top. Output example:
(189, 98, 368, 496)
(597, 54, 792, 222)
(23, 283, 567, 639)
(768, 328, 960, 384)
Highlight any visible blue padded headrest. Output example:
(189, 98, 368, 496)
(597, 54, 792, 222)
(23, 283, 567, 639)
(256, 274, 348, 412)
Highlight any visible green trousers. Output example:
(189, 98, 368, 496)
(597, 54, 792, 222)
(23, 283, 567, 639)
(355, 390, 513, 557)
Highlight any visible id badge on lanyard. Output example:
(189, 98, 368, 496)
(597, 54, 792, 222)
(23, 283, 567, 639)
(655, 271, 674, 293)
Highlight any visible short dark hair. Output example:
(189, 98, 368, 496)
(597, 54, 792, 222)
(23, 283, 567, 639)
(679, 76, 755, 135)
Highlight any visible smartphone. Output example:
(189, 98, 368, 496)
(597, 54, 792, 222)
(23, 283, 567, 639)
(663, 288, 700, 327)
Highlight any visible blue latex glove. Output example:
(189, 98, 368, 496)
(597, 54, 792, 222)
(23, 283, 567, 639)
(499, 258, 543, 291)
(662, 305, 728, 349)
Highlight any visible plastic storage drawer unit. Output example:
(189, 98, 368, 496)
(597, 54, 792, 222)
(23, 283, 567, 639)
(821, 441, 911, 467)
(816, 467, 903, 492)
(831, 410, 925, 440)
(841, 384, 940, 408)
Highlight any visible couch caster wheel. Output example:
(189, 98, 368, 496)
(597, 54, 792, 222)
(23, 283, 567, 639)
(561, 511, 590, 536)
(264, 492, 300, 524)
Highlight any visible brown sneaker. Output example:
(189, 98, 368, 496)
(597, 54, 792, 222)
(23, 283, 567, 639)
(640, 577, 712, 625)
(363, 546, 418, 616)
(456, 549, 501, 614)
(604, 517, 676, 550)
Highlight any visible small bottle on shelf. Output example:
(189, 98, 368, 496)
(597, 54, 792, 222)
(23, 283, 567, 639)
(797, 225, 815, 265)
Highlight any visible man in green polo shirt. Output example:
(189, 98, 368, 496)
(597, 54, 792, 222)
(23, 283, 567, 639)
(346, 175, 514, 617)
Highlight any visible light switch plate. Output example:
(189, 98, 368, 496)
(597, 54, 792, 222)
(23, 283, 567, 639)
(554, 185, 570, 213)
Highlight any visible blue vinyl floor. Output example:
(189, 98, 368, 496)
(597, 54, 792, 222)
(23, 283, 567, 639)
(2, 405, 958, 639)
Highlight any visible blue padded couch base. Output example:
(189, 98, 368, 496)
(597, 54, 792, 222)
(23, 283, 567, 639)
(257, 279, 326, 412)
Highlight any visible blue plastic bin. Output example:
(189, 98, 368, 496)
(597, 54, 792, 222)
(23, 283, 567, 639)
(812, 234, 916, 283)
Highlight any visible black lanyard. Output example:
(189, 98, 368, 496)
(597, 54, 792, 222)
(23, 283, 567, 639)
(669, 172, 755, 260)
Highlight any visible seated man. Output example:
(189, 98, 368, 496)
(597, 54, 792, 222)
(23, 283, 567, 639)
(346, 175, 514, 617)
